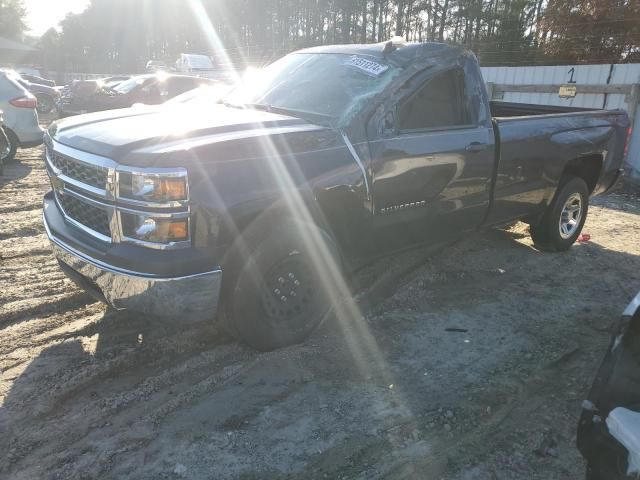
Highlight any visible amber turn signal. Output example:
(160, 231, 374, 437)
(157, 178, 187, 201)
(167, 219, 188, 241)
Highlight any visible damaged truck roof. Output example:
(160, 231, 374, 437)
(297, 41, 468, 67)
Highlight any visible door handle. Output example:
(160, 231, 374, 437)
(466, 142, 487, 153)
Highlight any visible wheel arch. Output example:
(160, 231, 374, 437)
(561, 153, 604, 194)
(218, 188, 345, 339)
(220, 188, 339, 270)
(3, 125, 19, 142)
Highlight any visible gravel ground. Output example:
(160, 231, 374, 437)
(1, 142, 639, 480)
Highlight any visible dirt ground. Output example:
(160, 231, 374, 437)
(1, 141, 639, 480)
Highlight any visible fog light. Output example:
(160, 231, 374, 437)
(122, 212, 189, 244)
(135, 217, 158, 238)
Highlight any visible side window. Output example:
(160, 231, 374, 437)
(397, 69, 471, 131)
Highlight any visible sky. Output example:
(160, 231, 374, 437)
(24, 0, 90, 36)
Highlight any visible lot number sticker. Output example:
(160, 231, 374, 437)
(344, 55, 389, 77)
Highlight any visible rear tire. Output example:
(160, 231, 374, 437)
(1, 129, 18, 163)
(530, 176, 589, 251)
(222, 218, 341, 351)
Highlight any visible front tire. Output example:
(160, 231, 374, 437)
(530, 176, 589, 251)
(222, 219, 341, 351)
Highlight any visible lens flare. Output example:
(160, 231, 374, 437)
(186, 0, 416, 430)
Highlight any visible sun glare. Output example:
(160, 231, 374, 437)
(25, 0, 90, 35)
(184, 0, 416, 424)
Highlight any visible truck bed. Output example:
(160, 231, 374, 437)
(484, 100, 629, 226)
(490, 100, 597, 118)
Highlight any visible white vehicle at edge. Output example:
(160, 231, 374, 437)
(174, 53, 215, 76)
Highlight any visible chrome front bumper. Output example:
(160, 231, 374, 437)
(45, 215, 223, 319)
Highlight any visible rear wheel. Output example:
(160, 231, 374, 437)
(530, 176, 589, 251)
(1, 129, 18, 163)
(222, 218, 341, 351)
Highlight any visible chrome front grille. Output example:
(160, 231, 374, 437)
(57, 193, 111, 237)
(45, 141, 117, 241)
(47, 148, 108, 189)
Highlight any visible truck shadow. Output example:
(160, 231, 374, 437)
(592, 191, 640, 216)
(2, 227, 640, 478)
(0, 160, 32, 188)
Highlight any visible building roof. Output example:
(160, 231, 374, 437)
(0, 37, 38, 52)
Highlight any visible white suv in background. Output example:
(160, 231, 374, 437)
(0, 70, 44, 162)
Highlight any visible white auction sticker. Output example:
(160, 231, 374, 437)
(344, 55, 389, 77)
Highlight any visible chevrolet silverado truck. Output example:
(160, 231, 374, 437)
(43, 41, 630, 350)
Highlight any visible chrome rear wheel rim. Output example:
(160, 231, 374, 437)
(559, 193, 582, 239)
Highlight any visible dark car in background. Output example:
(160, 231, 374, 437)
(57, 74, 214, 117)
(57, 76, 131, 110)
(578, 291, 640, 479)
(18, 79, 60, 114)
(2, 70, 61, 114)
(101, 75, 131, 86)
(20, 73, 56, 87)
(57, 77, 132, 117)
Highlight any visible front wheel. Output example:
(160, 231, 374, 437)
(530, 176, 589, 251)
(222, 219, 342, 351)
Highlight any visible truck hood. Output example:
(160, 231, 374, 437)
(52, 104, 324, 160)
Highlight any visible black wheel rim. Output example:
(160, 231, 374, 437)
(260, 252, 317, 324)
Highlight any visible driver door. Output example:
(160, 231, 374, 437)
(368, 67, 494, 247)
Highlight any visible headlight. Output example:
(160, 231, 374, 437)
(118, 170, 188, 203)
(115, 168, 190, 248)
(120, 211, 189, 244)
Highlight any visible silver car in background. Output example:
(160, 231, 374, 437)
(0, 70, 44, 162)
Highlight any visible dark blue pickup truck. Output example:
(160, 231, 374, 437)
(43, 41, 630, 350)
